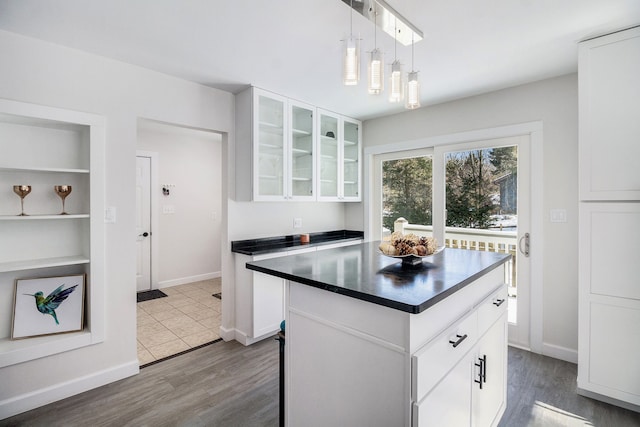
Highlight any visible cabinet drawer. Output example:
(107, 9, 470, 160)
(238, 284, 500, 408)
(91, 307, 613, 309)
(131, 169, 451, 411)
(477, 285, 508, 336)
(412, 310, 478, 402)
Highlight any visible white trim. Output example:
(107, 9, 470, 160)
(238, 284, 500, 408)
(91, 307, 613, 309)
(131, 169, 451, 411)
(136, 151, 159, 290)
(542, 342, 578, 364)
(528, 129, 544, 355)
(0, 360, 138, 419)
(219, 325, 236, 342)
(363, 121, 544, 355)
(158, 271, 221, 288)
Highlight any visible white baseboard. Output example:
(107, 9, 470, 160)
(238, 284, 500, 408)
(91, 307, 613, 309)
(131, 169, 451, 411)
(0, 360, 139, 420)
(220, 327, 275, 347)
(157, 271, 221, 289)
(542, 342, 578, 364)
(219, 325, 236, 342)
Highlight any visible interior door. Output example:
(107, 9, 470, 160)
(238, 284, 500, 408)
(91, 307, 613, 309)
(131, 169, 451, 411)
(136, 156, 152, 292)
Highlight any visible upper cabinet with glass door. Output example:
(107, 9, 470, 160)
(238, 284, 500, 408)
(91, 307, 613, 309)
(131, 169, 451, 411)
(289, 100, 315, 200)
(235, 87, 358, 202)
(317, 109, 361, 202)
(342, 117, 361, 200)
(236, 87, 316, 201)
(254, 90, 287, 200)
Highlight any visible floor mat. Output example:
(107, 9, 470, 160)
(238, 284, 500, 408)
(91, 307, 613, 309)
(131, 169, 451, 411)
(137, 289, 168, 303)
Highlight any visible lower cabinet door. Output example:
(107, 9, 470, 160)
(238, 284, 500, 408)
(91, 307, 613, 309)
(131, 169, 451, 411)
(252, 272, 284, 337)
(472, 313, 507, 427)
(413, 354, 472, 427)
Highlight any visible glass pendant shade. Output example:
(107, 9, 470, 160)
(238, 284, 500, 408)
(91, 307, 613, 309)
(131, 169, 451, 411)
(368, 48, 384, 94)
(343, 35, 360, 86)
(405, 71, 420, 109)
(389, 60, 404, 103)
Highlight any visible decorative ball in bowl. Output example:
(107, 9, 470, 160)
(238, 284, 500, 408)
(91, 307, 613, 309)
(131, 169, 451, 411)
(379, 232, 443, 266)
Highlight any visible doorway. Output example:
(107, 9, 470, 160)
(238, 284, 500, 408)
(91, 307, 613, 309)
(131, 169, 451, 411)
(135, 119, 224, 365)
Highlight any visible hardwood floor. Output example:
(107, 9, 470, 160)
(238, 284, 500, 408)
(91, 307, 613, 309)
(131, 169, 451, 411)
(499, 347, 640, 427)
(2, 343, 639, 426)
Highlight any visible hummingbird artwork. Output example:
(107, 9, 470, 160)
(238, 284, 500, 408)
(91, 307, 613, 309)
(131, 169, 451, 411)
(24, 284, 78, 325)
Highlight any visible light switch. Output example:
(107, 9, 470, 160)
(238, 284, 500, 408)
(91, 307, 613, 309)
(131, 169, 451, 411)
(550, 209, 567, 223)
(293, 218, 302, 228)
(105, 206, 117, 223)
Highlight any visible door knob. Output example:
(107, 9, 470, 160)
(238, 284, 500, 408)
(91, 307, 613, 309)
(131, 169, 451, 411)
(139, 232, 149, 237)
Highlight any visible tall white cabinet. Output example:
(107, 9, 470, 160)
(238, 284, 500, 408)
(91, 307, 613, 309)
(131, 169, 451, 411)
(0, 99, 105, 368)
(577, 26, 640, 411)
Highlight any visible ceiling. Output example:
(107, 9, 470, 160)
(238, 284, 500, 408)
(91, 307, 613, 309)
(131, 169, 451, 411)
(0, 0, 638, 120)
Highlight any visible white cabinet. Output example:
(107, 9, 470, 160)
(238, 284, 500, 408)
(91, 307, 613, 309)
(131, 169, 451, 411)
(578, 27, 640, 201)
(0, 99, 105, 368)
(577, 202, 640, 408)
(286, 263, 508, 426)
(236, 87, 361, 202)
(578, 26, 640, 411)
(236, 87, 316, 201)
(234, 240, 361, 345)
(317, 109, 361, 201)
(413, 291, 507, 427)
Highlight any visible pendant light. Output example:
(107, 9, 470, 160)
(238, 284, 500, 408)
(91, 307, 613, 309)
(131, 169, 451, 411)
(367, 6, 384, 95)
(405, 34, 420, 109)
(343, 0, 360, 86)
(389, 21, 404, 103)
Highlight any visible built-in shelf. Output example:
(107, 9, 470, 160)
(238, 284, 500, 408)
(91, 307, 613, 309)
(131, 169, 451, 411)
(0, 98, 105, 369)
(292, 128, 311, 136)
(321, 136, 337, 143)
(0, 256, 90, 273)
(292, 148, 312, 156)
(0, 166, 90, 174)
(259, 121, 284, 134)
(0, 330, 94, 369)
(0, 214, 89, 221)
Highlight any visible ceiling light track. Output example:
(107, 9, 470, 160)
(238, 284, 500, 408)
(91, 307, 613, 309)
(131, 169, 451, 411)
(342, 0, 423, 46)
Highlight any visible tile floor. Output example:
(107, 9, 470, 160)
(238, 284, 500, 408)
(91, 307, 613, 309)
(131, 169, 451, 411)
(136, 278, 222, 365)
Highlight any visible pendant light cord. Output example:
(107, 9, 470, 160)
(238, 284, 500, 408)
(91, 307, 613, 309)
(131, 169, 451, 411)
(350, 0, 353, 37)
(411, 33, 414, 70)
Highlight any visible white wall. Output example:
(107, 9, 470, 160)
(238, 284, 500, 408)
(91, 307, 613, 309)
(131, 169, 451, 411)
(0, 30, 234, 418)
(0, 28, 352, 418)
(358, 74, 579, 362)
(137, 120, 223, 287)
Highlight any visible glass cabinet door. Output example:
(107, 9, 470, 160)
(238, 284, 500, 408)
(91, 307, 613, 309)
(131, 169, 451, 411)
(290, 102, 315, 199)
(255, 92, 286, 199)
(342, 119, 360, 199)
(318, 110, 340, 199)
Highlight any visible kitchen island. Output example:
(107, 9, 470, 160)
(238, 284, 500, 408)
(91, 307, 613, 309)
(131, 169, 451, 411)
(247, 241, 511, 427)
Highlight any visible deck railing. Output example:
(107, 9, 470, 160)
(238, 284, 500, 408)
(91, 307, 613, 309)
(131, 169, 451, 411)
(392, 218, 518, 293)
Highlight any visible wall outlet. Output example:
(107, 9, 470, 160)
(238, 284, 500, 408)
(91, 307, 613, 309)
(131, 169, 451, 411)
(163, 205, 176, 214)
(293, 217, 302, 228)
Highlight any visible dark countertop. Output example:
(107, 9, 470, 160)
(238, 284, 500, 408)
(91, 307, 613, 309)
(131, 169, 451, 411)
(231, 230, 364, 255)
(246, 241, 511, 314)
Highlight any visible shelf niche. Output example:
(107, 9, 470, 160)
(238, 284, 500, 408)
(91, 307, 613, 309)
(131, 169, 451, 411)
(0, 98, 105, 368)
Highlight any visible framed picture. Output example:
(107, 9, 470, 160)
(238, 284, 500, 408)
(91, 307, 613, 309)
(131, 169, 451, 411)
(11, 274, 85, 339)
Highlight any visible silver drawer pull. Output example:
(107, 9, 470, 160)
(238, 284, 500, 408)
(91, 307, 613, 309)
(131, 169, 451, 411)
(493, 298, 505, 307)
(449, 334, 468, 348)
